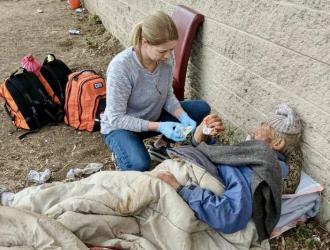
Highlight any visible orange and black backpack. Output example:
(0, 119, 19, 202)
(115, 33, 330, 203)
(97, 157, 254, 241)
(37, 54, 72, 107)
(0, 69, 63, 134)
(64, 70, 106, 132)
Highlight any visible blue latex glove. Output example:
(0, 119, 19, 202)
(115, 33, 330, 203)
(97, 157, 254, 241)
(178, 112, 197, 131)
(158, 122, 186, 142)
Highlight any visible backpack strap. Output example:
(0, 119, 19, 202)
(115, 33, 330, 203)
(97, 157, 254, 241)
(11, 72, 41, 106)
(11, 71, 60, 125)
(3, 103, 14, 121)
(3, 99, 39, 140)
(43, 108, 58, 123)
(7, 76, 39, 126)
(18, 122, 58, 140)
(18, 129, 39, 140)
(42, 64, 65, 102)
(23, 71, 60, 111)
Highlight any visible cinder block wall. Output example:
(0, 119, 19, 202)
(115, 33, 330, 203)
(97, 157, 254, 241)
(85, 0, 330, 230)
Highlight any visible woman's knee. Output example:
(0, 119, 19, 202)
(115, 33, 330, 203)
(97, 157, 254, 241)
(104, 130, 151, 172)
(116, 152, 150, 171)
(198, 100, 211, 116)
(112, 149, 151, 171)
(183, 100, 211, 124)
(128, 155, 150, 171)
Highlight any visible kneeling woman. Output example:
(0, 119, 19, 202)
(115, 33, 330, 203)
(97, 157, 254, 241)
(101, 11, 210, 171)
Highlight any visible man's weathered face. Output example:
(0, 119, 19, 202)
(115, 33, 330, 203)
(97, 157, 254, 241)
(250, 122, 279, 145)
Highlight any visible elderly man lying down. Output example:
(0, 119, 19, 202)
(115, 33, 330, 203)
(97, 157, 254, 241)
(157, 103, 302, 242)
(0, 104, 302, 249)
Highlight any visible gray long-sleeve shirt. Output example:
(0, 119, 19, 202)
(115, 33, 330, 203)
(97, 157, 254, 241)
(100, 47, 181, 134)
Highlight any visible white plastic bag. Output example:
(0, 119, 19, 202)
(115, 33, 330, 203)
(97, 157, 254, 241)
(27, 169, 51, 184)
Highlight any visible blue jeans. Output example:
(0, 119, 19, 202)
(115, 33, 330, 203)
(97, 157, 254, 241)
(104, 100, 210, 171)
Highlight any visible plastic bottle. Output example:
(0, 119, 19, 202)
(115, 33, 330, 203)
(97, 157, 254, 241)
(68, 29, 81, 35)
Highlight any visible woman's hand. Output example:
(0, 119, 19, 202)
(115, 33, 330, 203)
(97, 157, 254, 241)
(178, 112, 197, 131)
(158, 122, 187, 142)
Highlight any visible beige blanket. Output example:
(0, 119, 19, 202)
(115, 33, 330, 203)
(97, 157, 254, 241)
(0, 159, 269, 249)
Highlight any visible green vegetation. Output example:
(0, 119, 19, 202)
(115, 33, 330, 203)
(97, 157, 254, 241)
(215, 121, 243, 145)
(85, 37, 98, 49)
(89, 14, 102, 24)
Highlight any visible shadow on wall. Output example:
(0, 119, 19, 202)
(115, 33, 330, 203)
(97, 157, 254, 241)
(185, 26, 205, 100)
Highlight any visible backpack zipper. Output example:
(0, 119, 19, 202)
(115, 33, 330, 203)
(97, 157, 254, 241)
(77, 75, 102, 128)
(91, 94, 106, 130)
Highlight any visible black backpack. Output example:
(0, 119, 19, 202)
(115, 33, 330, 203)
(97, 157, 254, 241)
(39, 54, 72, 107)
(0, 69, 63, 137)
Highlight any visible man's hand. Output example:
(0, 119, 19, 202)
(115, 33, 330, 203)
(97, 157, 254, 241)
(157, 172, 181, 190)
(193, 114, 225, 144)
(203, 114, 225, 136)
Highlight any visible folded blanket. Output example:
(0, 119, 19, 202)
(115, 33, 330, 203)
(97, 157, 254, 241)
(272, 172, 323, 237)
(0, 161, 269, 249)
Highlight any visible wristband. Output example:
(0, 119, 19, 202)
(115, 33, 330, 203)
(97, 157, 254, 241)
(176, 185, 184, 193)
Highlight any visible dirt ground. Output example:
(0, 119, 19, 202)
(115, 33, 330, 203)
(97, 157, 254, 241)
(0, 0, 123, 191)
(0, 0, 329, 249)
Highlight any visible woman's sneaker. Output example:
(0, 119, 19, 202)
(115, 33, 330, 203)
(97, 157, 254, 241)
(147, 143, 170, 162)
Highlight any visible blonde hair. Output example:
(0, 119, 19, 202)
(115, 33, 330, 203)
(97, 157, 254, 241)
(130, 11, 178, 46)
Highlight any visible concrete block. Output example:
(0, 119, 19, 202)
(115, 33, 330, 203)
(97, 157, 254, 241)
(198, 20, 330, 113)
(190, 41, 330, 148)
(320, 198, 330, 231)
(277, 0, 330, 12)
(166, 0, 330, 63)
(302, 144, 330, 192)
(121, 0, 174, 16)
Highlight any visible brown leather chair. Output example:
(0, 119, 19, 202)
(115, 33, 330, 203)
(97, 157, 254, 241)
(171, 5, 204, 101)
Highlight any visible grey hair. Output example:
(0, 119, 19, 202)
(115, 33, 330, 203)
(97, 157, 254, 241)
(277, 132, 301, 154)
